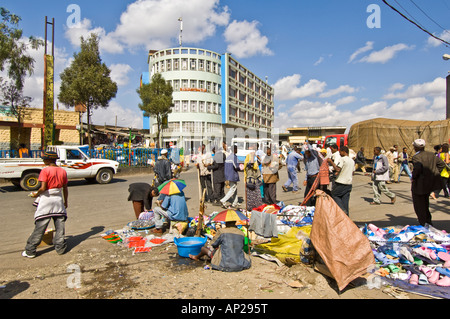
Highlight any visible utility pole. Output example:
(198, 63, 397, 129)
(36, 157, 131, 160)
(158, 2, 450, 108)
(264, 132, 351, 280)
(42, 16, 55, 149)
(444, 54, 450, 119)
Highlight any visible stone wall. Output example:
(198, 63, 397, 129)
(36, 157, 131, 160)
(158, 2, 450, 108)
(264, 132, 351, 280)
(0, 107, 80, 150)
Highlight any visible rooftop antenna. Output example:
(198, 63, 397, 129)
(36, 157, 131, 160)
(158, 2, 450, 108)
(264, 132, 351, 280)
(178, 17, 183, 47)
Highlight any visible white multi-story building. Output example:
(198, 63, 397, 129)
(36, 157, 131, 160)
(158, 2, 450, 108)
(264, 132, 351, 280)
(141, 47, 274, 153)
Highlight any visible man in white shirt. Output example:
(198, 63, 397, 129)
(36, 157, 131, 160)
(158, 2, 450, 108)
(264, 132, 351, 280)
(196, 144, 214, 203)
(329, 144, 341, 190)
(327, 146, 354, 216)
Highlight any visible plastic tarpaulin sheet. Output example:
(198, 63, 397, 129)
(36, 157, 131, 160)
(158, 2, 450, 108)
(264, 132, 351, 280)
(348, 118, 450, 154)
(255, 225, 312, 264)
(310, 190, 375, 291)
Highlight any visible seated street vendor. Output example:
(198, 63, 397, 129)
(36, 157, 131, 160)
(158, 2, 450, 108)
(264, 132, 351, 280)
(152, 191, 188, 234)
(189, 221, 251, 272)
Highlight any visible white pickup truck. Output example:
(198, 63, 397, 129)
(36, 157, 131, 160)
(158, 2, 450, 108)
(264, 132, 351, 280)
(0, 145, 120, 191)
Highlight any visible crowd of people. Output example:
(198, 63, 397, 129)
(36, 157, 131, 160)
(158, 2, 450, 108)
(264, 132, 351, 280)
(22, 139, 449, 274)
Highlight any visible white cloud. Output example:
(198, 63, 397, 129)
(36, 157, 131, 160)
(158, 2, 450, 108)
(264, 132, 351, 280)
(427, 30, 450, 47)
(273, 74, 326, 101)
(1, 38, 71, 109)
(348, 41, 374, 63)
(89, 100, 143, 129)
(319, 84, 358, 98)
(334, 96, 357, 106)
(109, 64, 133, 87)
(388, 82, 405, 92)
(224, 20, 273, 58)
(65, 0, 231, 54)
(358, 43, 414, 64)
(383, 77, 445, 99)
(64, 18, 124, 54)
(314, 57, 324, 66)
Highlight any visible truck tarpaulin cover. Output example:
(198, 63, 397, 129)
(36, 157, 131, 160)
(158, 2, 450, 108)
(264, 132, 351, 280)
(348, 118, 450, 154)
(310, 190, 375, 291)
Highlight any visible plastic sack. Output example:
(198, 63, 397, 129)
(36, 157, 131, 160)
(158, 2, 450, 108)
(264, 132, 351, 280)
(296, 226, 314, 264)
(310, 190, 375, 291)
(255, 225, 311, 264)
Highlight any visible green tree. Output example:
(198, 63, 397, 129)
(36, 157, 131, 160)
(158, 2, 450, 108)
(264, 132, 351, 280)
(58, 33, 117, 150)
(0, 7, 44, 91)
(0, 77, 33, 149)
(137, 73, 173, 148)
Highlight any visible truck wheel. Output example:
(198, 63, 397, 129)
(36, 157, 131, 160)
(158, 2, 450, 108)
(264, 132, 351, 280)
(96, 168, 113, 184)
(20, 173, 41, 191)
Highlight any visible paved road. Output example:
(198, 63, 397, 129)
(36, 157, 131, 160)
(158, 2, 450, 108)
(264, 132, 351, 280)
(1, 166, 449, 270)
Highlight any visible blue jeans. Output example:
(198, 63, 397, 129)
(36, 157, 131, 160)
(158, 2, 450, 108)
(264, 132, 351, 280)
(284, 166, 299, 191)
(398, 163, 412, 181)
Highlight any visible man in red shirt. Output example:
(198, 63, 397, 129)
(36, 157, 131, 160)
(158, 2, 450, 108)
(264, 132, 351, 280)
(23, 151, 69, 258)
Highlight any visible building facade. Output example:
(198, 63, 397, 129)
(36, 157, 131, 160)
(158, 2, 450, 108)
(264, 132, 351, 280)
(142, 47, 274, 152)
(0, 106, 79, 150)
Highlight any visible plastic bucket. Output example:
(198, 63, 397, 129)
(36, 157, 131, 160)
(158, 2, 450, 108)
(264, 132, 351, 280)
(174, 236, 207, 258)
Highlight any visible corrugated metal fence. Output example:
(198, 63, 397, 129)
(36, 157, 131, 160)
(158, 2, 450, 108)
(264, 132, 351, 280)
(0, 148, 180, 168)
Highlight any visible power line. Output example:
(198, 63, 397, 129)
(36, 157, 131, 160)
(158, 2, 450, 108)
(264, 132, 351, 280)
(382, 0, 450, 46)
(409, 0, 450, 34)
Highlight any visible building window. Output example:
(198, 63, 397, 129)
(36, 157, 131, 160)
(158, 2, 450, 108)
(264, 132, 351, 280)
(229, 86, 236, 98)
(190, 59, 196, 70)
(230, 107, 236, 117)
(173, 59, 179, 70)
(182, 100, 188, 112)
(190, 101, 197, 113)
(199, 101, 205, 113)
(239, 92, 246, 102)
(190, 80, 197, 88)
(174, 101, 180, 113)
(173, 80, 180, 91)
(199, 60, 204, 71)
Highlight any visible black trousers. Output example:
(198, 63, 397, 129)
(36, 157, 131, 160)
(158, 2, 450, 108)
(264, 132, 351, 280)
(303, 174, 317, 206)
(200, 175, 213, 202)
(412, 192, 432, 226)
(213, 181, 225, 202)
(331, 182, 352, 215)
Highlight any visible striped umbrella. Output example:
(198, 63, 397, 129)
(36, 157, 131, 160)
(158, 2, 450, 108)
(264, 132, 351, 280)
(212, 209, 248, 222)
(157, 179, 186, 195)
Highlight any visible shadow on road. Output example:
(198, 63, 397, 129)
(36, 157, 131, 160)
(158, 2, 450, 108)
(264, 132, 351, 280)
(0, 280, 30, 299)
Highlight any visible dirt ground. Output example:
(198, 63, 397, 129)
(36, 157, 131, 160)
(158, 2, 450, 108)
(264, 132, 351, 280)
(0, 169, 439, 303)
(0, 227, 429, 301)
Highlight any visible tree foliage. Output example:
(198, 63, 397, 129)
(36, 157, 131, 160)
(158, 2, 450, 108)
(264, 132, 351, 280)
(0, 7, 44, 91)
(58, 33, 117, 149)
(137, 73, 173, 147)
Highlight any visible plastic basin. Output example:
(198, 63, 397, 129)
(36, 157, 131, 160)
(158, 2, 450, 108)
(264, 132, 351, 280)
(174, 236, 207, 258)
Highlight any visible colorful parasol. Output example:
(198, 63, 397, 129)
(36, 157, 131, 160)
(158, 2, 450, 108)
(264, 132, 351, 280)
(157, 179, 186, 195)
(212, 209, 248, 223)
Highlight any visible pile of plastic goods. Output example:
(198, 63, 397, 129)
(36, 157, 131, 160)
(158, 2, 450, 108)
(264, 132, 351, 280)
(362, 223, 450, 288)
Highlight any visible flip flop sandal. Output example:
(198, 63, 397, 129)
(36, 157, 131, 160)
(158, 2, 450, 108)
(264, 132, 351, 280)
(418, 274, 429, 285)
(409, 274, 419, 285)
(436, 276, 450, 287)
(428, 270, 440, 284)
(387, 264, 400, 273)
(437, 251, 450, 262)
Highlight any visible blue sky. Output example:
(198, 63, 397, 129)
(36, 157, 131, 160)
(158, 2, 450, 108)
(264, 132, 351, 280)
(2, 0, 450, 132)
